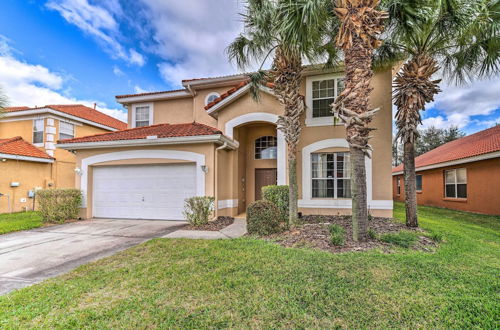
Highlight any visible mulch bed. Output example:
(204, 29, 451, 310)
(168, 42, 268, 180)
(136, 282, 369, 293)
(185, 216, 234, 231)
(264, 215, 437, 253)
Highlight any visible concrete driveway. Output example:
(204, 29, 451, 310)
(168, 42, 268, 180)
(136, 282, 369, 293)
(0, 219, 186, 295)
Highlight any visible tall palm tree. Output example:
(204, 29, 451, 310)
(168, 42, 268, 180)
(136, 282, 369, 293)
(331, 0, 388, 241)
(378, 0, 499, 227)
(0, 86, 8, 118)
(228, 0, 339, 226)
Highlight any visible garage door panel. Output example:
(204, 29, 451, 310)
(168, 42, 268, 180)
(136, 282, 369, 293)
(93, 164, 196, 220)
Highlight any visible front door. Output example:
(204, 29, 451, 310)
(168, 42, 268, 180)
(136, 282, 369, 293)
(255, 168, 277, 200)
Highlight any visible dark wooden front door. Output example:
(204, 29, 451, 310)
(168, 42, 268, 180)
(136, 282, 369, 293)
(255, 168, 277, 200)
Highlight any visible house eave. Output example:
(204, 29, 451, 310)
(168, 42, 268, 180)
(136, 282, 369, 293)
(206, 84, 275, 116)
(0, 153, 54, 163)
(392, 151, 500, 175)
(56, 134, 239, 151)
(115, 90, 192, 104)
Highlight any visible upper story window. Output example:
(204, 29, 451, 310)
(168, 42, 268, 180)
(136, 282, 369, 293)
(311, 152, 351, 198)
(255, 136, 277, 159)
(205, 92, 220, 106)
(397, 177, 401, 195)
(306, 74, 345, 126)
(445, 168, 467, 198)
(33, 119, 44, 144)
(59, 121, 74, 140)
(416, 174, 423, 191)
(132, 103, 153, 128)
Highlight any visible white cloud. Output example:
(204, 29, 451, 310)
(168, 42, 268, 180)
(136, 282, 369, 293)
(134, 85, 150, 94)
(139, 0, 244, 86)
(46, 0, 146, 66)
(112, 65, 124, 76)
(0, 40, 126, 122)
(421, 76, 500, 130)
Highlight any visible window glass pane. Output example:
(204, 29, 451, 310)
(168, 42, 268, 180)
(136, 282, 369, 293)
(33, 132, 43, 144)
(337, 179, 351, 198)
(337, 78, 345, 95)
(255, 136, 277, 159)
(416, 175, 423, 191)
(456, 168, 467, 183)
(313, 179, 333, 198)
(135, 106, 150, 126)
(59, 122, 74, 139)
(33, 119, 44, 143)
(457, 184, 467, 198)
(445, 184, 456, 198)
(312, 98, 334, 118)
(445, 170, 455, 184)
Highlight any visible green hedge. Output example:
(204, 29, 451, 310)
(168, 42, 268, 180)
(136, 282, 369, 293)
(247, 200, 282, 236)
(262, 185, 289, 225)
(183, 196, 215, 226)
(37, 189, 82, 223)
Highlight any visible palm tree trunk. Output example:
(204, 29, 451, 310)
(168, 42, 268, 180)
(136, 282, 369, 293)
(288, 150, 299, 226)
(350, 147, 368, 240)
(403, 141, 418, 227)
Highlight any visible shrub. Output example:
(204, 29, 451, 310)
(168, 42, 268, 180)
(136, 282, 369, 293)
(247, 200, 282, 236)
(183, 196, 215, 226)
(380, 231, 418, 248)
(367, 229, 377, 239)
(37, 189, 82, 223)
(329, 223, 345, 246)
(262, 185, 289, 224)
(426, 232, 444, 243)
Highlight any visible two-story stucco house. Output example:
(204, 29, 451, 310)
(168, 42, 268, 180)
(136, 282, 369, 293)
(0, 104, 126, 213)
(57, 66, 393, 221)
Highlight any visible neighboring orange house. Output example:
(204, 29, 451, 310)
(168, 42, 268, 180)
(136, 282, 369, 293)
(0, 104, 126, 213)
(392, 125, 500, 215)
(57, 66, 395, 221)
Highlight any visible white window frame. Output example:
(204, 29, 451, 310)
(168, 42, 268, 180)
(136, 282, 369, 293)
(204, 92, 220, 106)
(444, 168, 467, 199)
(59, 121, 75, 140)
(311, 152, 351, 199)
(131, 103, 153, 128)
(305, 73, 344, 127)
(33, 118, 44, 146)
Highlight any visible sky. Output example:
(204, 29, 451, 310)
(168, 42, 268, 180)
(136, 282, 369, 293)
(0, 0, 498, 134)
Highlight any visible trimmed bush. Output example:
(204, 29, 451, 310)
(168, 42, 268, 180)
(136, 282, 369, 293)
(329, 223, 345, 246)
(37, 189, 82, 223)
(247, 200, 282, 236)
(183, 196, 215, 226)
(262, 185, 289, 224)
(380, 231, 418, 248)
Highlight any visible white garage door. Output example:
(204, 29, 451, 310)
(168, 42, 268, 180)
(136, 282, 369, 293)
(93, 164, 196, 220)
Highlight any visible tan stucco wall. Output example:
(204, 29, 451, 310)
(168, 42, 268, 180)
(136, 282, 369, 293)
(0, 160, 52, 213)
(73, 143, 216, 219)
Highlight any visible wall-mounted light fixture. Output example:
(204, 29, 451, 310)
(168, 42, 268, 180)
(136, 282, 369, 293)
(201, 165, 209, 173)
(74, 167, 83, 176)
(1, 158, 7, 162)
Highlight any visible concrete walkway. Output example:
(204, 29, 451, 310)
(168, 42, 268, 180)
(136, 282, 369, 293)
(163, 218, 247, 239)
(0, 219, 186, 295)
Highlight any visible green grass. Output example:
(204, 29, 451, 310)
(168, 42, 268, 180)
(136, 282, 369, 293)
(380, 231, 419, 248)
(1, 203, 499, 328)
(0, 211, 42, 234)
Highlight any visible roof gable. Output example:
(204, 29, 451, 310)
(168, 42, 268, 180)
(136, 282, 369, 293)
(0, 137, 53, 162)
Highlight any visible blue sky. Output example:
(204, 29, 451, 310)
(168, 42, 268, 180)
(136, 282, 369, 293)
(0, 0, 498, 133)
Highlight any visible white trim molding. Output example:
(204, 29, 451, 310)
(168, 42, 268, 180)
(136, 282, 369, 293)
(0, 153, 54, 163)
(305, 72, 344, 127)
(116, 90, 191, 104)
(217, 199, 238, 210)
(392, 151, 500, 175)
(298, 138, 391, 210)
(79, 150, 206, 208)
(131, 102, 154, 128)
(225, 112, 286, 185)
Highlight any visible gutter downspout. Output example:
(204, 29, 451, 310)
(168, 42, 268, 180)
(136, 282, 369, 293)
(186, 84, 197, 123)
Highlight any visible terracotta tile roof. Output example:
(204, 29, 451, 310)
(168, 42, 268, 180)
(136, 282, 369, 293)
(4, 104, 126, 130)
(0, 137, 53, 160)
(58, 122, 222, 144)
(115, 89, 187, 99)
(393, 125, 500, 172)
(204, 81, 275, 111)
(182, 72, 248, 83)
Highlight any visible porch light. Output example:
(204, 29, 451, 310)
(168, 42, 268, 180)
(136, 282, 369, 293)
(74, 167, 83, 176)
(201, 165, 209, 173)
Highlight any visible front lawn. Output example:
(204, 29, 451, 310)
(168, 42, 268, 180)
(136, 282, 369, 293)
(1, 203, 499, 328)
(0, 211, 42, 235)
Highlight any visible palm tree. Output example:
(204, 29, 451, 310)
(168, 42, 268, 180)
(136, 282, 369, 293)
(227, 0, 339, 226)
(0, 86, 8, 118)
(378, 0, 499, 227)
(331, 0, 388, 241)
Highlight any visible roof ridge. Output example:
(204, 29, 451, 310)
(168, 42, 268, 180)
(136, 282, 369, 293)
(0, 136, 23, 146)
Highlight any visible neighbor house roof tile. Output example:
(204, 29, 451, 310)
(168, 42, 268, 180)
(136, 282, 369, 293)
(58, 122, 222, 144)
(392, 125, 500, 173)
(4, 104, 126, 130)
(0, 137, 53, 160)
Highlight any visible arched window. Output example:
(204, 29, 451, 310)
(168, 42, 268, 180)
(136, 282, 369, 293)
(255, 136, 277, 159)
(205, 92, 220, 106)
